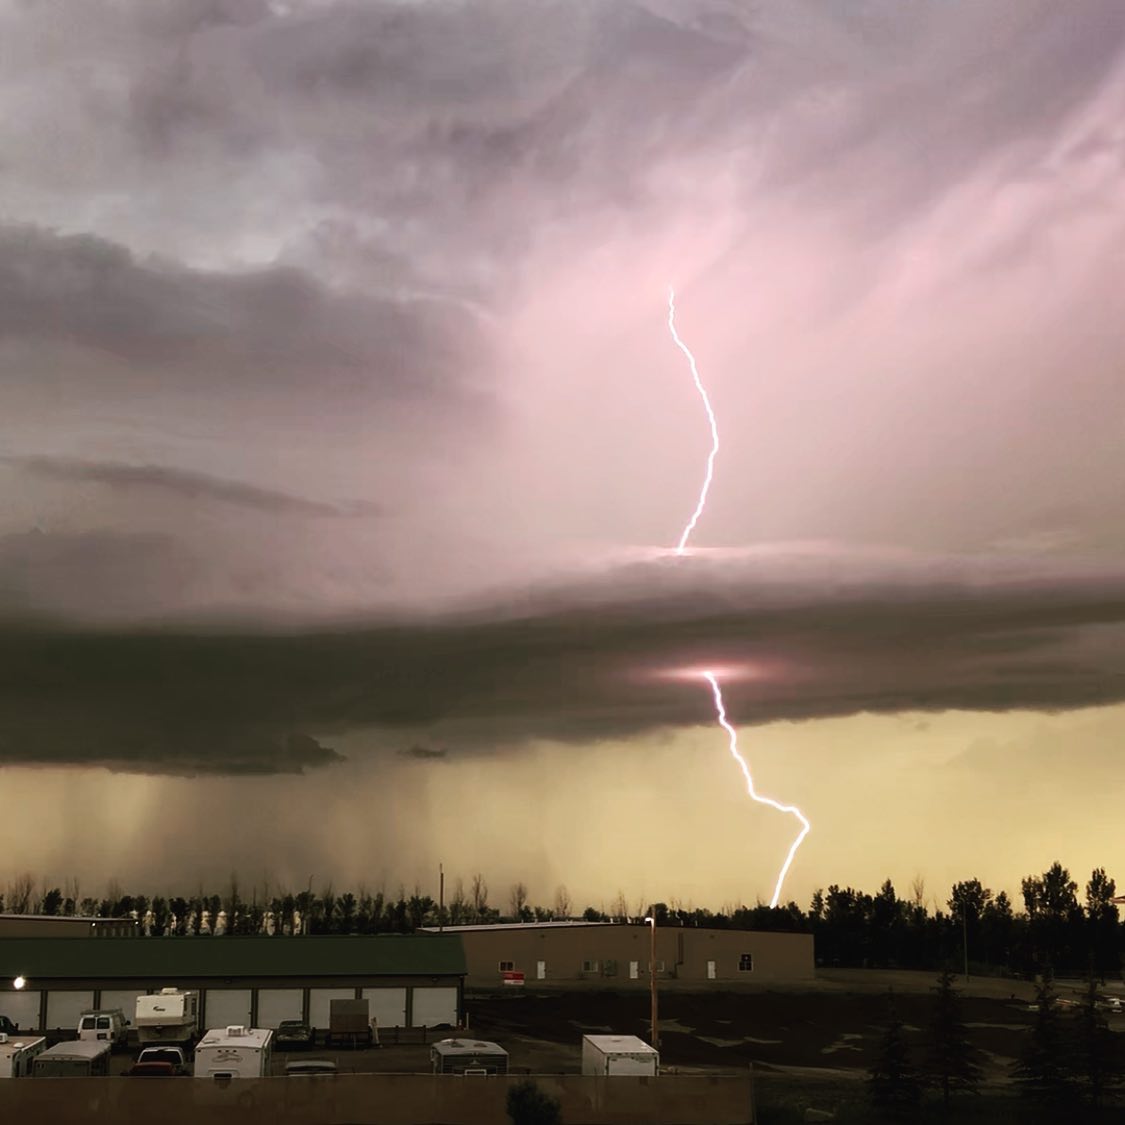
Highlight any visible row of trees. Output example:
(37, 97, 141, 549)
(869, 971, 1123, 1117)
(3, 861, 1121, 977)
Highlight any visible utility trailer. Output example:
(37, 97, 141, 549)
(32, 1039, 112, 1077)
(581, 1034, 659, 1076)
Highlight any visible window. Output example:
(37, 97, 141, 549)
(653, 960, 666, 974)
(603, 959, 617, 977)
(498, 961, 514, 973)
(738, 953, 753, 973)
(582, 960, 599, 973)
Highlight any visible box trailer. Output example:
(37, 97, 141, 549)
(325, 998, 372, 1047)
(135, 988, 199, 1046)
(32, 1039, 112, 1077)
(431, 1037, 509, 1075)
(0, 1033, 46, 1078)
(581, 1034, 659, 1076)
(194, 1026, 273, 1079)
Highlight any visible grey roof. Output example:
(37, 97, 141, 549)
(0, 914, 134, 924)
(420, 921, 612, 933)
(0, 934, 465, 981)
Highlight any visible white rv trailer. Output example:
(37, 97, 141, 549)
(194, 1026, 273, 1079)
(0, 1033, 47, 1078)
(580, 1034, 659, 1076)
(134, 988, 199, 1046)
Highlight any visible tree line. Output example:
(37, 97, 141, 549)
(2, 860, 1121, 978)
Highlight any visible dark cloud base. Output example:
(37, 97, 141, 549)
(1, 562, 1123, 775)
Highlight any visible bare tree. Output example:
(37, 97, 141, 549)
(911, 875, 926, 909)
(7, 872, 35, 914)
(470, 873, 488, 921)
(610, 890, 629, 922)
(449, 878, 469, 926)
(553, 884, 572, 919)
(509, 881, 529, 920)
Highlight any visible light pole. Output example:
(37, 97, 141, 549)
(644, 915, 659, 1049)
(961, 903, 969, 984)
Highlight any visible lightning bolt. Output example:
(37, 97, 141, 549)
(702, 671, 810, 909)
(667, 286, 719, 554)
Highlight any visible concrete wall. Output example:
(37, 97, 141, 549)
(455, 925, 813, 986)
(0, 1072, 754, 1125)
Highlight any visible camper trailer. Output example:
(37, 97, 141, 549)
(32, 1039, 112, 1077)
(135, 988, 199, 1046)
(0, 1033, 46, 1078)
(431, 1037, 509, 1075)
(194, 1026, 273, 1079)
(581, 1034, 659, 1076)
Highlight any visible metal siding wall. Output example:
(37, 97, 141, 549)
(98, 989, 149, 1018)
(46, 991, 95, 1031)
(1, 990, 42, 1030)
(360, 987, 407, 1028)
(255, 989, 303, 1029)
(409, 987, 457, 1028)
(203, 989, 252, 1030)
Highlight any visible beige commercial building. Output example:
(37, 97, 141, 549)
(0, 914, 138, 939)
(424, 921, 813, 987)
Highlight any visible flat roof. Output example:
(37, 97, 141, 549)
(0, 934, 465, 981)
(421, 921, 612, 933)
(0, 913, 135, 924)
(583, 1035, 658, 1054)
(198, 1027, 272, 1050)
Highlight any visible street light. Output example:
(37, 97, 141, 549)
(12, 976, 26, 990)
(644, 916, 659, 1049)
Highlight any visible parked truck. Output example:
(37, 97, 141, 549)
(194, 1026, 273, 1079)
(0, 1033, 46, 1078)
(325, 998, 372, 1048)
(581, 1034, 659, 1076)
(135, 988, 199, 1047)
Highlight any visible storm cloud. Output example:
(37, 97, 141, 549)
(1, 554, 1123, 775)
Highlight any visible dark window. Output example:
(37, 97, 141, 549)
(582, 960, 599, 973)
(498, 960, 514, 972)
(738, 953, 753, 972)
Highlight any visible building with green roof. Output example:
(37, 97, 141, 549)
(0, 934, 465, 1036)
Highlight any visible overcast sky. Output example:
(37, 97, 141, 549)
(1, 0, 1124, 911)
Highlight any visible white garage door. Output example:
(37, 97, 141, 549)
(47, 990, 94, 1031)
(411, 987, 457, 1028)
(256, 989, 304, 1028)
(308, 988, 355, 1031)
(100, 989, 148, 1023)
(1, 990, 41, 1030)
(361, 987, 406, 1028)
(204, 989, 252, 1030)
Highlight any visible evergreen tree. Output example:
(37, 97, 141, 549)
(868, 995, 921, 1120)
(924, 969, 981, 1107)
(1013, 972, 1074, 1109)
(1070, 977, 1123, 1110)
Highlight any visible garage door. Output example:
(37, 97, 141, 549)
(1, 990, 41, 1030)
(411, 987, 457, 1028)
(100, 989, 148, 1023)
(308, 988, 355, 1031)
(361, 987, 406, 1028)
(256, 989, 304, 1028)
(47, 990, 95, 1031)
(203, 989, 252, 1030)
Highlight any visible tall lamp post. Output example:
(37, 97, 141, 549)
(644, 915, 659, 1049)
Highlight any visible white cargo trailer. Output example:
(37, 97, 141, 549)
(194, 1025, 273, 1079)
(0, 1033, 46, 1078)
(135, 988, 199, 1046)
(581, 1034, 659, 1076)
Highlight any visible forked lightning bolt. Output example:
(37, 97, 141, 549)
(703, 671, 810, 908)
(667, 287, 719, 554)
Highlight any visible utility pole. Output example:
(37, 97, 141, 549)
(439, 864, 445, 933)
(645, 915, 659, 1049)
(962, 904, 969, 984)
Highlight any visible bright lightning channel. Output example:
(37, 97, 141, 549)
(702, 671, 810, 909)
(667, 286, 719, 555)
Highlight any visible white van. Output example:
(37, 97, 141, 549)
(193, 1026, 273, 1079)
(77, 1008, 129, 1047)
